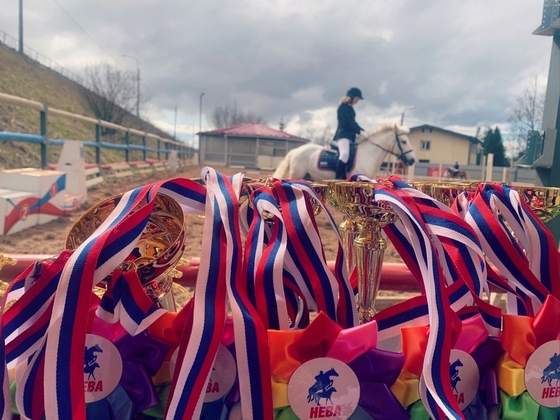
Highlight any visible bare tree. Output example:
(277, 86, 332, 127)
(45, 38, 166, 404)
(82, 64, 140, 133)
(507, 78, 544, 160)
(302, 125, 334, 146)
(210, 102, 265, 128)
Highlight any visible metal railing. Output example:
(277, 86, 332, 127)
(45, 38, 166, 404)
(0, 92, 194, 169)
(0, 29, 86, 87)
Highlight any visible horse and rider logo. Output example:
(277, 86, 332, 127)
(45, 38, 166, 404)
(450, 358, 463, 394)
(541, 352, 560, 387)
(419, 349, 479, 411)
(84, 344, 103, 380)
(526, 341, 560, 407)
(307, 368, 339, 406)
(288, 357, 360, 419)
(83, 334, 123, 403)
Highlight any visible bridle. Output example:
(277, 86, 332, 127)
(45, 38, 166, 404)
(369, 130, 414, 162)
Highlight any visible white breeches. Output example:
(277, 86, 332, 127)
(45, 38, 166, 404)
(337, 138, 350, 163)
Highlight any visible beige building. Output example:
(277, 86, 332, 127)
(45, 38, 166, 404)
(407, 125, 481, 166)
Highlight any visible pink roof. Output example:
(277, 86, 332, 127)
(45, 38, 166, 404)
(202, 123, 308, 142)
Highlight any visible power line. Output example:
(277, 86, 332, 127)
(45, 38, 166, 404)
(49, 0, 116, 63)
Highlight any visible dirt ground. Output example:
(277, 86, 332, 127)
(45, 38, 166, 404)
(0, 164, 404, 265)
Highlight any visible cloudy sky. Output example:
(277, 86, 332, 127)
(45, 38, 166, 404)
(0, 0, 553, 147)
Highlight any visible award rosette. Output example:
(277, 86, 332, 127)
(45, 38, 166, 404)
(141, 315, 239, 420)
(84, 310, 171, 419)
(6, 279, 171, 420)
(496, 295, 560, 418)
(391, 311, 504, 420)
(269, 312, 407, 420)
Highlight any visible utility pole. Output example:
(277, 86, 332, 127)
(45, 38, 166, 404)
(173, 103, 177, 139)
(199, 92, 205, 147)
(122, 54, 140, 119)
(18, 0, 23, 54)
(400, 107, 415, 126)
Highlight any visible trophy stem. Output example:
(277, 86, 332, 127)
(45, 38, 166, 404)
(354, 218, 388, 324)
(339, 217, 360, 275)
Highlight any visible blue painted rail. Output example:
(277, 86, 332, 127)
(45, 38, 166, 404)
(0, 92, 193, 169)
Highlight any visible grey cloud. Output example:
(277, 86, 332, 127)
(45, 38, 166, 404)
(0, 0, 552, 135)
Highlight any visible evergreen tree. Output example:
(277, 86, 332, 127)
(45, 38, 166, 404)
(482, 127, 509, 167)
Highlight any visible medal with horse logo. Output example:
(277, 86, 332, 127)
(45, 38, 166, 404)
(84, 334, 123, 403)
(419, 349, 479, 411)
(287, 357, 360, 419)
(526, 340, 560, 407)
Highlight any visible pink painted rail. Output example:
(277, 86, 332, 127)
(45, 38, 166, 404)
(1, 254, 507, 295)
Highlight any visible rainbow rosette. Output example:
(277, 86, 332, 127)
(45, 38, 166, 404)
(454, 311, 503, 420)
(391, 312, 503, 420)
(269, 312, 407, 420)
(496, 295, 560, 419)
(391, 325, 430, 419)
(7, 288, 170, 420)
(86, 319, 170, 419)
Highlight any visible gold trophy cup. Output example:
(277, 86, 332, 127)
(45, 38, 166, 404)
(329, 181, 399, 323)
(324, 179, 361, 276)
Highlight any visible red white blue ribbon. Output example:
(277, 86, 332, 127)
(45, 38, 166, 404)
(373, 184, 464, 420)
(8, 176, 207, 419)
(387, 177, 502, 337)
(463, 184, 551, 316)
(165, 168, 244, 420)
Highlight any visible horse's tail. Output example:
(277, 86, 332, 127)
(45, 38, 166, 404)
(272, 149, 293, 179)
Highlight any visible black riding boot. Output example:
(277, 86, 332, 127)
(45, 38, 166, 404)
(335, 159, 347, 180)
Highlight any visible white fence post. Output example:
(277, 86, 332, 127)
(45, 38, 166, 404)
(485, 153, 494, 182)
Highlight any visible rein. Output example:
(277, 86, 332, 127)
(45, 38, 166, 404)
(368, 130, 413, 161)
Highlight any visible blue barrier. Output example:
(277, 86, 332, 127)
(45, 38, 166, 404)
(0, 91, 194, 169)
(0, 132, 43, 143)
(1, 130, 191, 168)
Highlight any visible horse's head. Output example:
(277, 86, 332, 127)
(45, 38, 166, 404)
(451, 359, 463, 369)
(391, 124, 415, 166)
(362, 123, 416, 167)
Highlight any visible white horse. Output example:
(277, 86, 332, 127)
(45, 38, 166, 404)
(273, 124, 415, 181)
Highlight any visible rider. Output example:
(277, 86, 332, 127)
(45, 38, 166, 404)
(452, 161, 459, 177)
(333, 87, 364, 180)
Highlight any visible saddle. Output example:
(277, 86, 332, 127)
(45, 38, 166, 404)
(316, 143, 357, 172)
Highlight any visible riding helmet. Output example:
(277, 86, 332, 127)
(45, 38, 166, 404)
(347, 87, 364, 100)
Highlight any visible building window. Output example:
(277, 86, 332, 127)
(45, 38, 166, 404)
(420, 140, 431, 151)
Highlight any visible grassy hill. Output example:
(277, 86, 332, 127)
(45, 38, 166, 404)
(0, 42, 174, 169)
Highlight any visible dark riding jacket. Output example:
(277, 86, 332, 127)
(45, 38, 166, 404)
(333, 103, 363, 142)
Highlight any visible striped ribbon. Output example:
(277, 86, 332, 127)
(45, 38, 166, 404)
(452, 188, 531, 314)
(274, 180, 356, 328)
(464, 184, 551, 316)
(4, 252, 71, 369)
(387, 177, 502, 337)
(373, 184, 464, 420)
(5, 176, 207, 419)
(96, 270, 168, 335)
(246, 187, 290, 330)
(165, 169, 244, 420)
(281, 180, 357, 328)
(345, 175, 466, 418)
(225, 179, 356, 420)
(496, 184, 560, 299)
